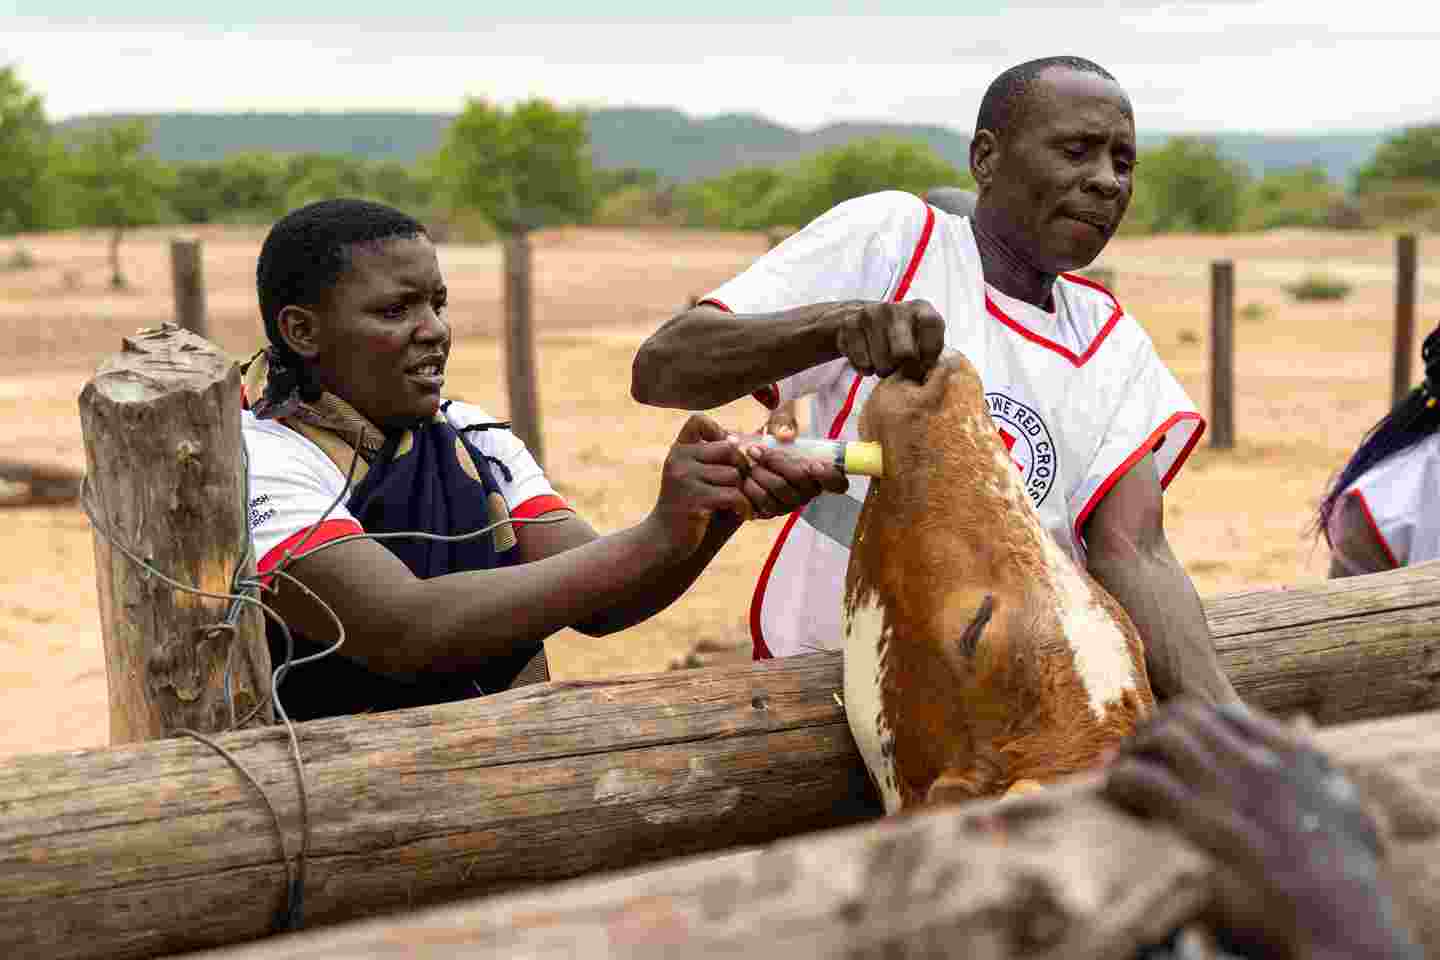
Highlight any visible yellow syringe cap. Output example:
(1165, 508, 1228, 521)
(843, 441, 884, 478)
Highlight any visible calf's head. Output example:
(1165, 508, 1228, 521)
(843, 352, 1153, 811)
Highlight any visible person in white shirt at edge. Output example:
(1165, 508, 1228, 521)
(631, 55, 1237, 705)
(1318, 323, 1440, 577)
(242, 198, 846, 721)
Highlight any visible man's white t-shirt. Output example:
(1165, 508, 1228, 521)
(1333, 431, 1440, 570)
(703, 191, 1206, 660)
(243, 400, 565, 576)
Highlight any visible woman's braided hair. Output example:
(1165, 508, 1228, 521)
(254, 198, 426, 413)
(1317, 324, 1440, 542)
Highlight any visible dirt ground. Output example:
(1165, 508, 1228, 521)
(1, 222, 1435, 759)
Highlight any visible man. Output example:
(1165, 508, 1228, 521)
(631, 56, 1235, 703)
(245, 199, 846, 720)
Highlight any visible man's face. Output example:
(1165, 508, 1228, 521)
(310, 234, 451, 428)
(976, 67, 1137, 274)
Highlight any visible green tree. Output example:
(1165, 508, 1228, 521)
(1241, 165, 1340, 230)
(1354, 125, 1440, 193)
(169, 152, 291, 224)
(433, 97, 594, 231)
(367, 159, 436, 214)
(282, 153, 373, 211)
(61, 120, 173, 287)
(0, 65, 58, 234)
(677, 166, 787, 229)
(759, 138, 965, 229)
(1128, 137, 1249, 234)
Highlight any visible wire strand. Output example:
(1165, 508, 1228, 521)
(79, 434, 572, 932)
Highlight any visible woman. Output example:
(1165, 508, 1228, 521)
(1318, 326, 1440, 577)
(244, 198, 846, 720)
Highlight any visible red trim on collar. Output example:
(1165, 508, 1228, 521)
(985, 273, 1123, 368)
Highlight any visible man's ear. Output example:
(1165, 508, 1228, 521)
(276, 305, 321, 360)
(969, 129, 999, 191)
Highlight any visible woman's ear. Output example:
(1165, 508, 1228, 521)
(276, 305, 320, 360)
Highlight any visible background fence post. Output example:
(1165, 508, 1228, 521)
(1394, 233, 1417, 408)
(1210, 260, 1235, 450)
(504, 229, 543, 466)
(169, 236, 207, 338)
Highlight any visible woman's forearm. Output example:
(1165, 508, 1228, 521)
(573, 512, 743, 636)
(382, 517, 693, 673)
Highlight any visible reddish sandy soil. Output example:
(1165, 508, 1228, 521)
(1, 223, 1435, 758)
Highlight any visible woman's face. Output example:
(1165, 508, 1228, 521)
(310, 234, 450, 428)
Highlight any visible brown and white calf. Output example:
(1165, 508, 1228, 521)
(843, 352, 1154, 813)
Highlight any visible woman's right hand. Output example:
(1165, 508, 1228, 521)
(648, 413, 847, 559)
(647, 414, 755, 558)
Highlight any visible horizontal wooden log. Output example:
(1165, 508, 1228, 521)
(188, 708, 1440, 960)
(4, 563, 1440, 960)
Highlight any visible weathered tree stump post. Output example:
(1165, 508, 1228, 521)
(1394, 233, 1417, 408)
(170, 235, 208, 338)
(1210, 260, 1235, 450)
(78, 322, 271, 744)
(503, 230, 543, 467)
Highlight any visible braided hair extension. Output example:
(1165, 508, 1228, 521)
(1317, 325, 1440, 543)
(253, 198, 427, 417)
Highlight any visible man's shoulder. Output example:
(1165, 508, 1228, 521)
(815, 190, 933, 239)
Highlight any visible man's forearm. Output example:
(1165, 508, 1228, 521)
(1088, 539, 1237, 703)
(631, 303, 845, 409)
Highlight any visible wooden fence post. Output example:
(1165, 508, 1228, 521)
(1394, 233, 1418, 408)
(1210, 260, 1235, 450)
(170, 236, 207, 338)
(503, 230, 543, 466)
(78, 323, 271, 744)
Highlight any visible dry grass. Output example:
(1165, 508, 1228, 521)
(0, 222, 1435, 759)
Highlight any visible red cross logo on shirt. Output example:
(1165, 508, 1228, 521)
(997, 427, 1025, 474)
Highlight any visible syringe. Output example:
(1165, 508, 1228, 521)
(730, 434, 885, 478)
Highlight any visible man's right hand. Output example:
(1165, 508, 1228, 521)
(832, 298, 945, 382)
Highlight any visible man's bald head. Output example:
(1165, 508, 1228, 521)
(976, 56, 1122, 140)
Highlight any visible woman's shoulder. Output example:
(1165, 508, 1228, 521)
(241, 410, 340, 477)
(439, 399, 505, 429)
(1349, 429, 1440, 497)
(439, 400, 531, 459)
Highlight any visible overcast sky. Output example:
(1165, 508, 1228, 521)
(3, 2, 1437, 134)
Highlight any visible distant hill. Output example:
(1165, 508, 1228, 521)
(57, 109, 1390, 187)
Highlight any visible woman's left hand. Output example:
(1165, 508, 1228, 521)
(734, 440, 848, 520)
